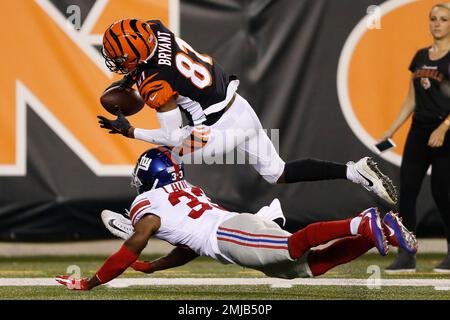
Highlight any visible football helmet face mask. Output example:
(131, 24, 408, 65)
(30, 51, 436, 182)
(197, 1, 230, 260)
(102, 18, 157, 74)
(131, 147, 184, 194)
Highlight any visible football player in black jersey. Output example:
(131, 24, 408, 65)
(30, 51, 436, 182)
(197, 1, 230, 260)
(98, 18, 397, 205)
(380, 3, 450, 273)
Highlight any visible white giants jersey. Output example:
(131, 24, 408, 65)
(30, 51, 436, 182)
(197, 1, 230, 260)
(129, 180, 238, 261)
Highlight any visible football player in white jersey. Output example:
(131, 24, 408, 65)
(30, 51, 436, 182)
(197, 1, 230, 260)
(56, 147, 417, 291)
(97, 18, 397, 205)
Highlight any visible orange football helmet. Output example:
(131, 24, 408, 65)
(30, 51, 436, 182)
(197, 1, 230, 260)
(102, 19, 157, 74)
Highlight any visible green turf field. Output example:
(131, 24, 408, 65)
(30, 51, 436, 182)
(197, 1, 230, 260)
(0, 253, 450, 300)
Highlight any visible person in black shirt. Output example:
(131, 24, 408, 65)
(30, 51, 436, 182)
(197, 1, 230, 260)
(381, 3, 450, 273)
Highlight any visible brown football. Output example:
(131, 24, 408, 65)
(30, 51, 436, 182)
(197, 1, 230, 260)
(100, 86, 145, 116)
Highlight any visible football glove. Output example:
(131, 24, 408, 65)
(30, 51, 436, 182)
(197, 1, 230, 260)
(55, 275, 90, 290)
(97, 110, 133, 137)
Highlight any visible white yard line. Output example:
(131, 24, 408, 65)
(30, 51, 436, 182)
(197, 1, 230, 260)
(1, 278, 450, 290)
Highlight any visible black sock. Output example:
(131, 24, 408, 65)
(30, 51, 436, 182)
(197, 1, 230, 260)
(284, 159, 347, 183)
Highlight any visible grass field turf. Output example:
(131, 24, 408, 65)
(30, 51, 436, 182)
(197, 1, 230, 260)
(1, 253, 450, 300)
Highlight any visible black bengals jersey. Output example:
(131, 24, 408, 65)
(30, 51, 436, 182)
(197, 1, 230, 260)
(409, 47, 450, 123)
(136, 20, 234, 126)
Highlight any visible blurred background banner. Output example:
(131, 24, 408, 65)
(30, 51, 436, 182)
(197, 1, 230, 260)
(0, 0, 445, 241)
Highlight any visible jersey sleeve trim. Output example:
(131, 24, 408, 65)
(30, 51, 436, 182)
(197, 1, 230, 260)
(130, 199, 152, 225)
(139, 78, 178, 109)
(138, 73, 159, 92)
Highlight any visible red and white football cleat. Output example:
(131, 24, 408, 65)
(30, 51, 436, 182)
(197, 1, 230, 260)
(357, 207, 389, 256)
(55, 275, 90, 291)
(382, 211, 418, 254)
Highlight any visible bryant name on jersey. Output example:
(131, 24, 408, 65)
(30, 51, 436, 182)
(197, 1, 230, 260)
(156, 31, 172, 66)
(136, 20, 235, 127)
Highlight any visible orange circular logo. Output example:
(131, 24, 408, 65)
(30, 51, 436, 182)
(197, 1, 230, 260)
(338, 0, 437, 167)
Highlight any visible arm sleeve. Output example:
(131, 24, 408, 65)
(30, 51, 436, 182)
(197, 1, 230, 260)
(133, 108, 189, 147)
(95, 244, 138, 284)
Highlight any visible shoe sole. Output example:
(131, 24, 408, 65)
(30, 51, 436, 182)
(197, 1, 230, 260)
(365, 158, 398, 204)
(384, 269, 416, 274)
(101, 210, 133, 240)
(383, 214, 417, 254)
(369, 208, 389, 256)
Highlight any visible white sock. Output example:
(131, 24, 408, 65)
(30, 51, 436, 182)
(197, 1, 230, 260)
(350, 216, 362, 235)
(345, 162, 355, 182)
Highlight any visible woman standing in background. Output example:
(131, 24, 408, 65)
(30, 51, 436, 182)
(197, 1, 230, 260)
(381, 2, 450, 273)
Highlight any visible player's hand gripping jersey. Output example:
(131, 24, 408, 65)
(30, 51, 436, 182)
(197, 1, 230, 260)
(137, 20, 238, 126)
(129, 180, 238, 262)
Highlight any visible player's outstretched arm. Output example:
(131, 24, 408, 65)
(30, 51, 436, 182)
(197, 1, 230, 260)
(56, 215, 160, 290)
(131, 245, 199, 273)
(132, 97, 189, 147)
(97, 97, 188, 147)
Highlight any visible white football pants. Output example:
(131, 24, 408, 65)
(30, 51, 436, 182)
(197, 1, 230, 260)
(216, 213, 312, 279)
(184, 93, 285, 184)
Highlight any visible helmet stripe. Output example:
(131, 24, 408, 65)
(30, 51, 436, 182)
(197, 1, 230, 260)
(120, 20, 141, 60)
(129, 19, 151, 58)
(143, 21, 155, 31)
(103, 39, 117, 57)
(104, 32, 120, 57)
(108, 29, 124, 55)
